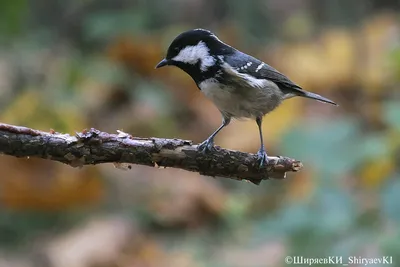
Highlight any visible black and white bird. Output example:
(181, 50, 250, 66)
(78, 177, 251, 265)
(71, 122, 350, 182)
(156, 29, 337, 168)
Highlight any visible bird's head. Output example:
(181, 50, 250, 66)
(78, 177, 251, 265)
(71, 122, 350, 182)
(156, 29, 233, 81)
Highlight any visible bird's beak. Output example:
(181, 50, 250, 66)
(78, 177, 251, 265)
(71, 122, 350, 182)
(155, 58, 169, 69)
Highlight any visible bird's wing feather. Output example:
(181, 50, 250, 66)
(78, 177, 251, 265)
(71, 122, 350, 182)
(222, 51, 338, 106)
(222, 52, 302, 90)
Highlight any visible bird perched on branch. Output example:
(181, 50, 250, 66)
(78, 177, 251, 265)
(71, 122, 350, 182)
(156, 29, 337, 169)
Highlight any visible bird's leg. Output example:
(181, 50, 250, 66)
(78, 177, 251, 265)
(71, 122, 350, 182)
(198, 117, 231, 153)
(256, 116, 269, 168)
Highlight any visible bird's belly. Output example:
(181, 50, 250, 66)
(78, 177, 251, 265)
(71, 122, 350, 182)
(199, 79, 283, 119)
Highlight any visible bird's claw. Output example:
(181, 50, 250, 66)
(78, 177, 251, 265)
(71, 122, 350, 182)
(257, 148, 269, 168)
(198, 138, 216, 154)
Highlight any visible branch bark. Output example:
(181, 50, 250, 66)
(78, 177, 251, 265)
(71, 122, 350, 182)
(0, 123, 302, 184)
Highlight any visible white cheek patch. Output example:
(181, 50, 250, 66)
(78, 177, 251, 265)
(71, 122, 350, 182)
(172, 41, 215, 72)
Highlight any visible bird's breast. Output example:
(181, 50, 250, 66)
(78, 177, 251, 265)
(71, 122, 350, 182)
(198, 78, 284, 119)
(199, 79, 230, 104)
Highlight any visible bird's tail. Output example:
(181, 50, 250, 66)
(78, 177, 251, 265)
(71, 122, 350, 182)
(299, 91, 338, 106)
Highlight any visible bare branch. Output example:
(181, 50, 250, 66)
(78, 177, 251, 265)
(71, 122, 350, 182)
(0, 123, 302, 184)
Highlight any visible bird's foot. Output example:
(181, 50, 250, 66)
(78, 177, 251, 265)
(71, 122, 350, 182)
(198, 138, 216, 154)
(257, 147, 269, 168)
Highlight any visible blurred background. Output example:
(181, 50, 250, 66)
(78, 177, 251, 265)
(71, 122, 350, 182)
(0, 0, 399, 266)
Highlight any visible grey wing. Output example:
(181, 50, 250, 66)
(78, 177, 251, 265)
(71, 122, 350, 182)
(223, 51, 304, 94)
(222, 51, 338, 106)
(253, 63, 302, 92)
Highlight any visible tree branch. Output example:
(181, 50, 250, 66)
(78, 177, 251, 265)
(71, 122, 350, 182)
(0, 123, 302, 184)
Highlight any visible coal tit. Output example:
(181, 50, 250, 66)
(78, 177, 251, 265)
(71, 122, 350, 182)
(156, 29, 337, 168)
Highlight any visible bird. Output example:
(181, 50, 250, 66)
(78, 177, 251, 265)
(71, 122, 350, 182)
(155, 28, 337, 170)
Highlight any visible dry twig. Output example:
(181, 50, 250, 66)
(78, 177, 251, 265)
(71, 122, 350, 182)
(0, 123, 302, 184)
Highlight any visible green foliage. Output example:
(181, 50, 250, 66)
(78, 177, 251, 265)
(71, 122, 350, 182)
(381, 177, 400, 222)
(281, 118, 364, 175)
(0, 0, 27, 38)
(0, 210, 86, 248)
(383, 101, 400, 130)
(83, 10, 150, 42)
